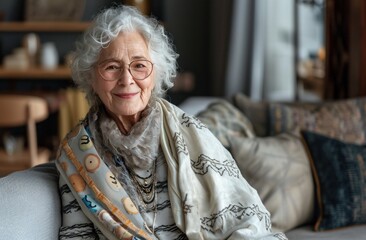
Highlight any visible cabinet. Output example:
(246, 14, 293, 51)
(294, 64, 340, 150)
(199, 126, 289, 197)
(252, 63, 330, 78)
(0, 1, 117, 159)
(0, 21, 90, 80)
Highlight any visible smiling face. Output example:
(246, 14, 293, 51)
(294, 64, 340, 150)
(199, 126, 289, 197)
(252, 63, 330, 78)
(92, 31, 155, 131)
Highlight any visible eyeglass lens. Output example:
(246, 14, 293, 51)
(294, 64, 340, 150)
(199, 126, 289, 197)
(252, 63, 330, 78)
(98, 60, 153, 81)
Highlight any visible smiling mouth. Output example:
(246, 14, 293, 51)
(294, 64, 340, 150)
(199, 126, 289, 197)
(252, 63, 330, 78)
(114, 92, 138, 99)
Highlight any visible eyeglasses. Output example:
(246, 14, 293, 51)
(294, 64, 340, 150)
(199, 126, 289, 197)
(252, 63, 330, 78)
(97, 59, 154, 81)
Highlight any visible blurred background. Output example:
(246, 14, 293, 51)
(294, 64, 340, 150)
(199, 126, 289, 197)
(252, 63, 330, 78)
(0, 0, 364, 157)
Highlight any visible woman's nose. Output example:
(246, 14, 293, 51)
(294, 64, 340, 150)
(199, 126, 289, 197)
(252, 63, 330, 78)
(117, 67, 133, 85)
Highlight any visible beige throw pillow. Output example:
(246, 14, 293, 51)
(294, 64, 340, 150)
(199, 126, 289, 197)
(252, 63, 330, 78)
(229, 131, 314, 232)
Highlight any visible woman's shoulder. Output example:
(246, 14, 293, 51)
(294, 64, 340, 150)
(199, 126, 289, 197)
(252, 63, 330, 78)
(157, 98, 187, 116)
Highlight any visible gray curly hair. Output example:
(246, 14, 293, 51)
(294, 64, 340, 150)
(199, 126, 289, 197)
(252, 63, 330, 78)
(71, 5, 179, 107)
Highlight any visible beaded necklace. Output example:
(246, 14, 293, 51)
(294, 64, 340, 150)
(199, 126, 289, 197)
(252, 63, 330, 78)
(127, 159, 158, 234)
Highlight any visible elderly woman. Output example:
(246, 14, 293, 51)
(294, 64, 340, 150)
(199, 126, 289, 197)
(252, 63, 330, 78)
(56, 5, 287, 240)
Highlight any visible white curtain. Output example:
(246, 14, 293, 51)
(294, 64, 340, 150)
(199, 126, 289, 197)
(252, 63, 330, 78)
(224, 0, 295, 101)
(224, 0, 254, 99)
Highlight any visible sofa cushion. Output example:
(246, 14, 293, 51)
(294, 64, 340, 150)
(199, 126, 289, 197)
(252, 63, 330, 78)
(269, 97, 366, 144)
(229, 131, 314, 232)
(302, 131, 366, 231)
(197, 99, 255, 148)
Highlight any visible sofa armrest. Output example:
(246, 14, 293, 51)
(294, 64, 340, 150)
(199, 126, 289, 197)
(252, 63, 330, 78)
(0, 162, 61, 240)
(178, 96, 221, 115)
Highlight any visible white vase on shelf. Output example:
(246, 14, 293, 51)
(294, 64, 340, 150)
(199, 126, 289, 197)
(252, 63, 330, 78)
(40, 42, 59, 70)
(23, 33, 40, 66)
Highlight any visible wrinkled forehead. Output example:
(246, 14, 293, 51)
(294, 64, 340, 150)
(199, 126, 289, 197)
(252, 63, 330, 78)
(98, 31, 150, 61)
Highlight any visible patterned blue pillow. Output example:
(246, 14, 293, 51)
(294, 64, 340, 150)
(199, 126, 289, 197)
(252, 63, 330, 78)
(301, 131, 366, 231)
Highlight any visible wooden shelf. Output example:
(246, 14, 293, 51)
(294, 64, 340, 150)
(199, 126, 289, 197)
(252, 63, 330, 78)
(0, 66, 71, 79)
(0, 21, 90, 32)
(0, 21, 87, 80)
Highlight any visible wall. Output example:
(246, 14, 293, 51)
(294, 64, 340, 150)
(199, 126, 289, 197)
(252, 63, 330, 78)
(162, 0, 210, 103)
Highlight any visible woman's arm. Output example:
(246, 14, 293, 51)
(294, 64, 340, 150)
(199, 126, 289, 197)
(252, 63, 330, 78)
(58, 176, 106, 240)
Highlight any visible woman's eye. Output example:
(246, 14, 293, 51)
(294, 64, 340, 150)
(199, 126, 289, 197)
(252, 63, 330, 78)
(131, 62, 146, 69)
(105, 64, 121, 71)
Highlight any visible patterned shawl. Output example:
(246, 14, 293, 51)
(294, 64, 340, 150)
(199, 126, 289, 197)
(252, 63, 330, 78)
(56, 98, 287, 240)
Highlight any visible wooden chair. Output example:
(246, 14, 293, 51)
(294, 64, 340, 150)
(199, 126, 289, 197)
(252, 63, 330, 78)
(0, 94, 50, 176)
